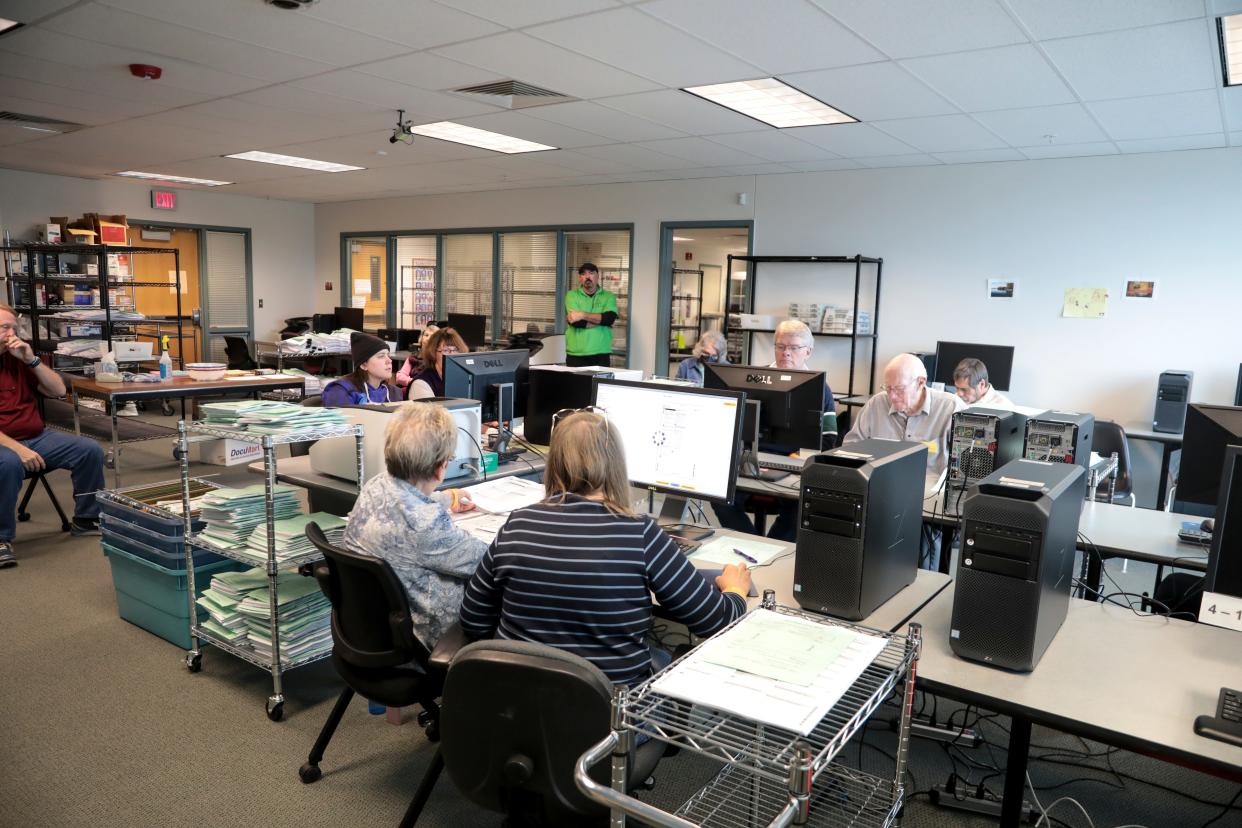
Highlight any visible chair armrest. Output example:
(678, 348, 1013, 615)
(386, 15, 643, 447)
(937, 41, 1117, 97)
(429, 622, 470, 672)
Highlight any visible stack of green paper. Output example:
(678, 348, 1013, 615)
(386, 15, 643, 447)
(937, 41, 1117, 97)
(196, 568, 273, 650)
(234, 573, 331, 664)
(200, 400, 346, 434)
(240, 512, 345, 564)
(198, 484, 302, 548)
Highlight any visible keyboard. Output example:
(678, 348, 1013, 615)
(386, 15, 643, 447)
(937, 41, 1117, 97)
(1193, 687, 1242, 748)
(1177, 521, 1212, 544)
(755, 451, 806, 473)
(668, 535, 699, 554)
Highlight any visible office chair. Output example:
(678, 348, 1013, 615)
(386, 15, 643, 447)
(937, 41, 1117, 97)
(1092, 421, 1134, 506)
(297, 523, 445, 814)
(1145, 572, 1204, 618)
(822, 410, 839, 450)
(223, 336, 258, 370)
(405, 637, 666, 827)
(17, 471, 72, 532)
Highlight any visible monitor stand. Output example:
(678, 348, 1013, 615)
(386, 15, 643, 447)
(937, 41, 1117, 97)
(657, 496, 714, 541)
(491, 381, 514, 456)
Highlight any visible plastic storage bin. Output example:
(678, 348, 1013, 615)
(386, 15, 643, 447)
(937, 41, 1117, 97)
(102, 542, 245, 649)
(99, 512, 222, 567)
(97, 493, 206, 536)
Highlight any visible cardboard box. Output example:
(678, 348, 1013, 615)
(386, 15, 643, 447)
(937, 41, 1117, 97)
(42, 223, 62, 243)
(198, 439, 264, 467)
(87, 213, 129, 246)
(735, 313, 775, 330)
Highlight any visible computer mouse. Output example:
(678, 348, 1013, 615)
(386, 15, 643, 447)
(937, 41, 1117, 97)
(1201, 518, 1215, 533)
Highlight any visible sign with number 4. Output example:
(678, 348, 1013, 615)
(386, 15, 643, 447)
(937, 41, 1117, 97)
(1198, 591, 1242, 633)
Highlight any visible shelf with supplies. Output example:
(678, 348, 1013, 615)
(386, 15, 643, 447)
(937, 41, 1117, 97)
(176, 417, 364, 722)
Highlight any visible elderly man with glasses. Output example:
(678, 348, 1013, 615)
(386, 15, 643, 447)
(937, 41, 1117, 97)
(769, 319, 833, 411)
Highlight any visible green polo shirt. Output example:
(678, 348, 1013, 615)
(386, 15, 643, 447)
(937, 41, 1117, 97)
(564, 286, 618, 356)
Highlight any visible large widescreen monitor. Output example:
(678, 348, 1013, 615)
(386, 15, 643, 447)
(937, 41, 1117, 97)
(1174, 403, 1242, 516)
(591, 378, 744, 505)
(934, 341, 1015, 391)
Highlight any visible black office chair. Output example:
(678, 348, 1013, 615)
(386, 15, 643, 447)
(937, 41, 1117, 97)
(223, 336, 258, 370)
(297, 523, 445, 816)
(1093, 420, 1134, 505)
(406, 637, 666, 827)
(17, 471, 72, 532)
(1146, 572, 1204, 618)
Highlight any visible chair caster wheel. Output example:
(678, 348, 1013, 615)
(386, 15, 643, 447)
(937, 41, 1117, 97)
(299, 763, 321, 784)
(161, 402, 175, 417)
(17, 512, 30, 523)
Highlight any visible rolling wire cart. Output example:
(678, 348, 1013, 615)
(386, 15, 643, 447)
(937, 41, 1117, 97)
(576, 595, 922, 828)
(176, 419, 364, 721)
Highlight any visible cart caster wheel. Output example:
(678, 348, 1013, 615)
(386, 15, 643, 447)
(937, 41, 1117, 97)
(172, 447, 185, 462)
(17, 512, 30, 523)
(161, 402, 175, 417)
(298, 763, 322, 784)
(186, 653, 202, 673)
(266, 698, 285, 722)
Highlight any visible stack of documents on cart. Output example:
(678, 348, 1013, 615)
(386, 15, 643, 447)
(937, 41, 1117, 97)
(196, 568, 272, 647)
(240, 512, 345, 564)
(276, 330, 353, 354)
(198, 484, 302, 548)
(234, 572, 332, 663)
(650, 609, 889, 735)
(200, 400, 346, 434)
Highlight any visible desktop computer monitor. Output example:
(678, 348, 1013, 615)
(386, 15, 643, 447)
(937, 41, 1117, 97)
(447, 312, 488, 350)
(933, 341, 1015, 391)
(334, 306, 364, 331)
(1205, 445, 1242, 602)
(702, 364, 825, 453)
(1235, 364, 1242, 407)
(312, 313, 338, 334)
(443, 349, 530, 453)
(591, 378, 745, 508)
(1174, 404, 1242, 516)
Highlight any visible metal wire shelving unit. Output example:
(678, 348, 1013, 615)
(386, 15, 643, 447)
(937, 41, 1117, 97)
(176, 419, 364, 722)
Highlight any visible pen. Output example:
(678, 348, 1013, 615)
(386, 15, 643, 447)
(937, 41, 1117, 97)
(732, 548, 758, 565)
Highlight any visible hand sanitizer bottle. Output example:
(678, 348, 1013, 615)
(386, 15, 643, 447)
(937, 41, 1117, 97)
(159, 349, 172, 380)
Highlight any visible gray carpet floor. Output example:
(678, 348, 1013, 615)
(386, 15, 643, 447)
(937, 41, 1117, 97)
(1, 422, 1238, 828)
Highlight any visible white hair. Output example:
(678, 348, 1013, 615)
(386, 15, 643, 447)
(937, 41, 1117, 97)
(774, 319, 814, 352)
(692, 330, 727, 359)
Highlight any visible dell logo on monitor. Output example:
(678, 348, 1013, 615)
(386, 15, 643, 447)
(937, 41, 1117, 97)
(746, 373, 773, 385)
(482, 359, 504, 368)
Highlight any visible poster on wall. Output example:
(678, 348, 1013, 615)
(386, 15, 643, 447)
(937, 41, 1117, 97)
(1124, 279, 1156, 300)
(988, 279, 1015, 298)
(1062, 287, 1109, 319)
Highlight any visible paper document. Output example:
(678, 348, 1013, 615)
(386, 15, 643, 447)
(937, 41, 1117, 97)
(462, 477, 545, 514)
(650, 610, 889, 734)
(454, 512, 509, 543)
(690, 536, 785, 567)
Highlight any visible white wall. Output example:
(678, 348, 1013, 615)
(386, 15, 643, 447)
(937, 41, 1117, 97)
(0, 168, 314, 341)
(315, 148, 1241, 424)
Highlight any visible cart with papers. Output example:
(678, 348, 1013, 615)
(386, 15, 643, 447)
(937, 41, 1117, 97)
(575, 596, 921, 828)
(176, 411, 363, 722)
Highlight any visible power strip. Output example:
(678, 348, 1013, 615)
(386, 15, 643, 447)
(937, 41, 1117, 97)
(929, 783, 1039, 823)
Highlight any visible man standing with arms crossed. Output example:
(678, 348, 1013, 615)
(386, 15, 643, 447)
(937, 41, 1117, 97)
(564, 262, 618, 367)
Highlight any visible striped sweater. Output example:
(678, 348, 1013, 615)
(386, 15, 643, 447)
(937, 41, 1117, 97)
(459, 494, 746, 685)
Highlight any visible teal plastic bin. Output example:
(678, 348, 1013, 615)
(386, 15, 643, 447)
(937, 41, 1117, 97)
(102, 541, 246, 649)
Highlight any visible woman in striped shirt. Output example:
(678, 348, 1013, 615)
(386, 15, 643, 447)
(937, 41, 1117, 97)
(460, 411, 751, 685)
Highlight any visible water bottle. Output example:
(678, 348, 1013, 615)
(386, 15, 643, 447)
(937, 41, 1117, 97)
(367, 699, 385, 715)
(159, 349, 172, 380)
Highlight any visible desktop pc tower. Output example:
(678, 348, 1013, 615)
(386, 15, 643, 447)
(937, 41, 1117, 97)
(1023, 411, 1093, 470)
(945, 407, 1032, 511)
(793, 439, 927, 621)
(1153, 370, 1193, 433)
(950, 459, 1086, 671)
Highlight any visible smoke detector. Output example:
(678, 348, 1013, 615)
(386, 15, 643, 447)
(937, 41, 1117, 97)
(265, 0, 317, 9)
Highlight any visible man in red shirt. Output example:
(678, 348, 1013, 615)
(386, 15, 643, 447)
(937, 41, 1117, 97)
(0, 303, 105, 568)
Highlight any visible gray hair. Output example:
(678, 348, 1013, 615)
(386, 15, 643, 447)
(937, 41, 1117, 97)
(692, 330, 727, 359)
(952, 358, 989, 388)
(774, 319, 814, 352)
(384, 402, 457, 483)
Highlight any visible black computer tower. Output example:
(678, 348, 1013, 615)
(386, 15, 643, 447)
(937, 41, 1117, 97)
(950, 459, 1086, 671)
(945, 407, 1033, 511)
(523, 366, 613, 444)
(1024, 411, 1093, 470)
(794, 439, 927, 621)
(1153, 370, 1193, 433)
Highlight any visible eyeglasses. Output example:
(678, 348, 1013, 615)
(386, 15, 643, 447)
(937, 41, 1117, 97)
(774, 342, 809, 353)
(883, 385, 909, 395)
(551, 406, 608, 432)
(437, 345, 459, 354)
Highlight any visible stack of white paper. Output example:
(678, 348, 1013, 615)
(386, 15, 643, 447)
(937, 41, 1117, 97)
(240, 513, 345, 563)
(462, 477, 545, 514)
(200, 400, 346, 434)
(198, 484, 302, 548)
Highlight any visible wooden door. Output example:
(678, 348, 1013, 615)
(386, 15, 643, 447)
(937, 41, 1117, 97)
(126, 226, 201, 363)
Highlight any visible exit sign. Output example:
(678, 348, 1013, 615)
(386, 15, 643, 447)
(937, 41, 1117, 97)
(151, 189, 177, 210)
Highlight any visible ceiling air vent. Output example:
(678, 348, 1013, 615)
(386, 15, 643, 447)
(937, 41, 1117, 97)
(451, 80, 577, 110)
(0, 111, 85, 135)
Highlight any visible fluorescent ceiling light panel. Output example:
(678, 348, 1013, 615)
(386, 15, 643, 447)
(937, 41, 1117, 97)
(672, 236, 696, 241)
(1222, 14, 1242, 86)
(407, 121, 556, 154)
(224, 150, 364, 172)
(114, 171, 232, 186)
(0, 18, 21, 35)
(683, 78, 856, 129)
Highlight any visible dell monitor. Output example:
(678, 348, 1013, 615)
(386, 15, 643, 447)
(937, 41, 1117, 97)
(334, 306, 365, 332)
(447, 312, 488, 351)
(443, 349, 530, 454)
(1174, 404, 1242, 516)
(933, 341, 1015, 391)
(703, 364, 826, 454)
(591, 378, 745, 522)
(1205, 445, 1242, 606)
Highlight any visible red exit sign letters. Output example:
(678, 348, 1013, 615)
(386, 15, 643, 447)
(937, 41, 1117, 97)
(151, 189, 177, 210)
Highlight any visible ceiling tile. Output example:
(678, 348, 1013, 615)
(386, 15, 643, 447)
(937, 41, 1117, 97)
(541, 149, 643, 174)
(854, 153, 942, 168)
(0, 75, 164, 119)
(871, 114, 1008, 152)
(571, 142, 695, 170)
(0, 53, 219, 109)
(705, 130, 839, 162)
(354, 51, 501, 91)
(973, 103, 1109, 146)
(596, 89, 769, 135)
(525, 7, 763, 87)
(1115, 133, 1227, 153)
(1222, 86, 1242, 132)
(0, 123, 52, 147)
(478, 154, 582, 181)
(931, 147, 1026, 163)
(717, 162, 797, 175)
(433, 32, 660, 99)
(454, 110, 613, 148)
(1006, 0, 1205, 40)
(783, 61, 958, 121)
(1087, 89, 1223, 140)
(269, 130, 497, 168)
(289, 71, 501, 121)
(0, 0, 78, 21)
(901, 45, 1075, 112)
(1041, 19, 1218, 101)
(785, 122, 919, 156)
(784, 158, 864, 171)
(150, 100, 388, 145)
(8, 119, 246, 169)
(1017, 141, 1119, 159)
(634, 136, 768, 166)
(0, 93, 122, 127)
(524, 100, 686, 143)
(429, 0, 620, 28)
(809, 0, 1027, 58)
(130, 156, 319, 184)
(302, 0, 503, 49)
(1231, 131, 1242, 146)
(236, 85, 386, 117)
(640, 0, 882, 75)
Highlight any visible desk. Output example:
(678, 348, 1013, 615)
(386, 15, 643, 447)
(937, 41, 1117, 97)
(1124, 423, 1182, 510)
(910, 584, 1242, 826)
(70, 373, 304, 486)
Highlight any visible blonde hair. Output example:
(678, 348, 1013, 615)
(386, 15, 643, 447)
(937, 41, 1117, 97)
(544, 412, 634, 516)
(384, 403, 457, 483)
(0, 303, 16, 321)
(774, 318, 814, 352)
(419, 327, 468, 372)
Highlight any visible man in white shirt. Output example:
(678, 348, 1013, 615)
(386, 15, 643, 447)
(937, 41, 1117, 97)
(952, 358, 1012, 409)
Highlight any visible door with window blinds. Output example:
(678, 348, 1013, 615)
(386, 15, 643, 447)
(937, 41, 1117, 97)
(395, 236, 436, 330)
(203, 230, 251, 364)
(348, 237, 387, 329)
(564, 230, 630, 366)
(442, 234, 494, 344)
(500, 231, 557, 338)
